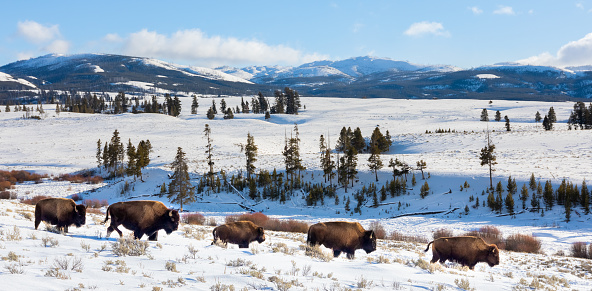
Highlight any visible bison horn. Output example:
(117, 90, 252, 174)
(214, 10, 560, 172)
(169, 211, 173, 217)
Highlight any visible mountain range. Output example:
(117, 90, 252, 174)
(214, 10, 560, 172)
(1, 53, 592, 101)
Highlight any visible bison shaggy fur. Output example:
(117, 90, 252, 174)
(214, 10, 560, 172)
(103, 200, 179, 241)
(307, 221, 376, 259)
(34, 198, 86, 233)
(212, 221, 265, 248)
(425, 236, 500, 269)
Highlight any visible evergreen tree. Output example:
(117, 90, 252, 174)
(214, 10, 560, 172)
(258, 92, 268, 113)
(351, 127, 365, 153)
(264, 111, 271, 120)
(125, 139, 137, 177)
(507, 176, 517, 195)
(535, 111, 542, 123)
(420, 181, 430, 198)
(581, 180, 590, 215)
(223, 108, 234, 119)
(167, 147, 194, 211)
(367, 144, 383, 181)
(479, 130, 497, 189)
(336, 127, 350, 152)
(505, 192, 515, 214)
(495, 110, 502, 121)
(283, 124, 305, 191)
(480, 109, 489, 121)
(338, 155, 349, 192)
(529, 173, 537, 191)
(319, 135, 335, 185)
(548, 107, 557, 124)
(245, 133, 258, 181)
(251, 96, 260, 114)
(211, 100, 217, 114)
(191, 95, 199, 114)
(504, 115, 511, 131)
(274, 90, 285, 114)
(416, 160, 427, 179)
(206, 107, 215, 120)
(370, 127, 390, 153)
(520, 184, 529, 210)
(543, 180, 554, 210)
(284, 87, 300, 115)
(96, 139, 102, 167)
(345, 146, 358, 188)
(204, 124, 215, 187)
(542, 115, 553, 130)
(220, 99, 227, 113)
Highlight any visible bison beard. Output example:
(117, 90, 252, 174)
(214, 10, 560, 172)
(307, 221, 376, 259)
(212, 221, 265, 248)
(103, 200, 179, 241)
(425, 236, 500, 270)
(34, 198, 86, 233)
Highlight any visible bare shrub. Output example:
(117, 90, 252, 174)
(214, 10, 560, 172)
(86, 208, 103, 215)
(83, 199, 109, 208)
(206, 217, 217, 226)
(111, 237, 150, 256)
(0, 190, 16, 199)
(570, 242, 591, 259)
(464, 225, 504, 248)
(368, 221, 386, 239)
(5, 263, 25, 274)
(56, 173, 103, 184)
(225, 212, 308, 233)
(20, 195, 52, 205)
(6, 225, 22, 241)
(303, 244, 333, 262)
(165, 261, 178, 272)
(182, 213, 205, 225)
(432, 228, 454, 239)
(504, 234, 541, 253)
(387, 230, 428, 243)
(41, 236, 60, 247)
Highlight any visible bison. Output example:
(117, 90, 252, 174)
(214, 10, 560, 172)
(212, 221, 265, 248)
(34, 198, 86, 233)
(307, 221, 376, 259)
(424, 236, 500, 269)
(103, 200, 179, 241)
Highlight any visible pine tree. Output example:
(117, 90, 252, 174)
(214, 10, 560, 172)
(504, 115, 511, 131)
(223, 108, 234, 119)
(274, 90, 285, 114)
(191, 95, 199, 114)
(548, 107, 557, 124)
(351, 127, 365, 153)
(344, 146, 358, 188)
(420, 181, 430, 198)
(370, 127, 390, 153)
(505, 192, 515, 214)
(520, 184, 529, 209)
(416, 160, 427, 179)
(220, 99, 227, 113)
(529, 173, 537, 191)
(283, 124, 305, 191)
(258, 92, 268, 113)
(211, 100, 217, 114)
(245, 133, 258, 180)
(542, 115, 553, 130)
(507, 176, 517, 195)
(581, 180, 590, 214)
(367, 144, 383, 181)
(167, 147, 194, 211)
(543, 180, 554, 210)
(204, 124, 215, 187)
(535, 111, 542, 123)
(96, 139, 102, 167)
(345, 196, 351, 212)
(479, 130, 497, 189)
(495, 110, 501, 121)
(125, 139, 137, 177)
(480, 109, 489, 121)
(207, 107, 215, 120)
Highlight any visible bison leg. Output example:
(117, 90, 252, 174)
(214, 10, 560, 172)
(239, 242, 249, 248)
(346, 252, 355, 259)
(148, 232, 158, 241)
(64, 225, 69, 233)
(107, 225, 123, 238)
(34, 219, 41, 230)
(333, 250, 342, 258)
(430, 250, 441, 264)
(133, 230, 144, 240)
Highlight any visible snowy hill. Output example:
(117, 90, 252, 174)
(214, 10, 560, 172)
(1, 97, 592, 290)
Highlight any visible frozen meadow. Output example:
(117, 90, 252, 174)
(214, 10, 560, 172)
(1, 96, 592, 290)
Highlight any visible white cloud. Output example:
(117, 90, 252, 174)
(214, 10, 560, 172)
(404, 21, 450, 37)
(469, 6, 483, 15)
(493, 6, 515, 15)
(117, 29, 327, 66)
(517, 33, 592, 67)
(576, 2, 584, 10)
(16, 20, 60, 44)
(103, 33, 123, 43)
(352, 22, 364, 33)
(43, 39, 70, 54)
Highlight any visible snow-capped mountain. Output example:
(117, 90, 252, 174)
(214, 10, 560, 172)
(1, 53, 592, 100)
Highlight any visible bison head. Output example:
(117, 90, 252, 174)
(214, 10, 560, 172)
(362, 230, 377, 254)
(486, 245, 500, 267)
(256, 226, 266, 244)
(73, 204, 87, 227)
(163, 209, 180, 234)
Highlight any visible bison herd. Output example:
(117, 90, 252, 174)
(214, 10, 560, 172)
(33, 197, 500, 269)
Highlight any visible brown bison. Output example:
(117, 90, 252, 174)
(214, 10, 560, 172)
(34, 198, 86, 233)
(425, 236, 500, 269)
(212, 221, 265, 248)
(307, 221, 376, 259)
(103, 200, 179, 241)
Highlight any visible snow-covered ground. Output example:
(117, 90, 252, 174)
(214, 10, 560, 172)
(1, 97, 592, 290)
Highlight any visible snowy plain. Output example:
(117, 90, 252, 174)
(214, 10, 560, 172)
(1, 96, 592, 290)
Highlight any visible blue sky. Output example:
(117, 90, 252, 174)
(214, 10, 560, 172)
(2, 1, 592, 69)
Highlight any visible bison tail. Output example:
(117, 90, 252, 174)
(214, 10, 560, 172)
(424, 241, 434, 252)
(102, 206, 111, 225)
